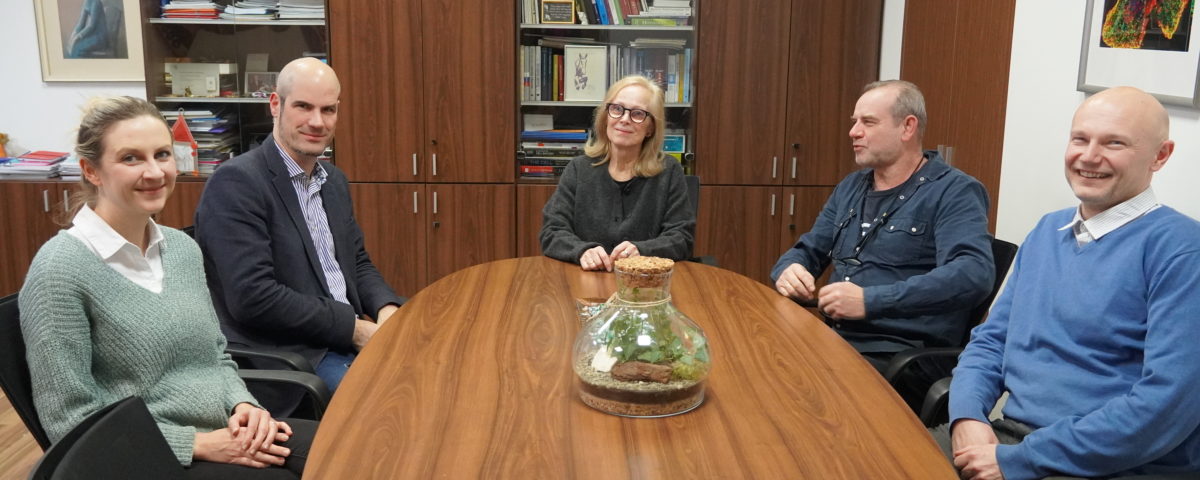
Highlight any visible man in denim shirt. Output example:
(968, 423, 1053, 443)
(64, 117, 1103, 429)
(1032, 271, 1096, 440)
(771, 80, 994, 408)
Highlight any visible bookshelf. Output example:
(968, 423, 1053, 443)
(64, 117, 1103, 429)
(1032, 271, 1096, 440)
(139, 4, 329, 175)
(517, 0, 698, 183)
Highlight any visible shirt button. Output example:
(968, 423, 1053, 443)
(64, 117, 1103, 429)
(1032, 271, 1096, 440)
(844, 276, 850, 281)
(899, 195, 906, 200)
(919, 177, 925, 181)
(911, 227, 917, 233)
(889, 225, 894, 230)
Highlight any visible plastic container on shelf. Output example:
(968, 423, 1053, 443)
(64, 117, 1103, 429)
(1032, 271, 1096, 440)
(572, 256, 711, 417)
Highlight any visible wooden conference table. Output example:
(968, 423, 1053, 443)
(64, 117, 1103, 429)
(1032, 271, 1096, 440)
(305, 257, 954, 478)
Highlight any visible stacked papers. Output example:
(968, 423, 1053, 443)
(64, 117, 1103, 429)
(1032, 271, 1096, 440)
(162, 1, 221, 19)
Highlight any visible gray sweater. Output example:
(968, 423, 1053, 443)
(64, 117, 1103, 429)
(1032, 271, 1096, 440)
(20, 229, 258, 465)
(540, 155, 695, 263)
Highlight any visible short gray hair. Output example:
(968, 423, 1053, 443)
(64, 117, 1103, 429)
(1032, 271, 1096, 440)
(863, 80, 927, 138)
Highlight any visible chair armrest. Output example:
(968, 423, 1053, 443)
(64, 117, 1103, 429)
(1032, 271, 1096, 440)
(882, 347, 964, 384)
(238, 370, 331, 420)
(919, 376, 953, 427)
(226, 346, 315, 374)
(688, 256, 719, 267)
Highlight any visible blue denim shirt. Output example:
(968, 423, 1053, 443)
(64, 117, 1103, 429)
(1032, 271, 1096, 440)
(770, 151, 994, 353)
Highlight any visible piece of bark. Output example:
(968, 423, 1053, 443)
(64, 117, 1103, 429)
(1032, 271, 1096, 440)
(611, 361, 672, 383)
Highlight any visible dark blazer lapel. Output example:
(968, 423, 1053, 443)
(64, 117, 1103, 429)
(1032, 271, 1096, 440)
(262, 136, 332, 297)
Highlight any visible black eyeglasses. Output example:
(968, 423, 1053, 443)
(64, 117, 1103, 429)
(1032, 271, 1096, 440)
(605, 103, 652, 123)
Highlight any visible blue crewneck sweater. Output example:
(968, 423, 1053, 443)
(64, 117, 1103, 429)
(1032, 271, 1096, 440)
(950, 206, 1200, 479)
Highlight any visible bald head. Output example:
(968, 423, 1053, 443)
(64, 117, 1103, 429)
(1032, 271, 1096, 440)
(276, 57, 340, 99)
(1076, 86, 1169, 144)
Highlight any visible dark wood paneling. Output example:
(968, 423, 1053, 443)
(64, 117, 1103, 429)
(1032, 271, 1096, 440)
(350, 183, 428, 298)
(786, 0, 882, 186)
(0, 183, 69, 296)
(423, 0, 515, 183)
(516, 184, 557, 258)
(901, 0, 1014, 231)
(157, 180, 205, 229)
(694, 0, 791, 185)
(329, 0, 425, 182)
(694, 186, 781, 285)
(779, 186, 836, 290)
(427, 184, 516, 284)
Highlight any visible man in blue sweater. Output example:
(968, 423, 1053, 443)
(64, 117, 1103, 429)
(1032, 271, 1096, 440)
(941, 86, 1200, 480)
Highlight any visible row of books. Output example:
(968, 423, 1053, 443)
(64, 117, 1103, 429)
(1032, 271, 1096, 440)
(160, 0, 324, 20)
(0, 151, 69, 179)
(164, 108, 240, 175)
(517, 137, 587, 179)
(522, 0, 692, 26)
(520, 42, 693, 103)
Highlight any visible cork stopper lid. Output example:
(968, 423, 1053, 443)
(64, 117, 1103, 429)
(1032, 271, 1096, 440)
(614, 256, 674, 275)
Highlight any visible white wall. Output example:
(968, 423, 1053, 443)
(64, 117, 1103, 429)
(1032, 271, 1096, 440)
(879, 0, 905, 80)
(0, 1, 145, 154)
(996, 0, 1200, 243)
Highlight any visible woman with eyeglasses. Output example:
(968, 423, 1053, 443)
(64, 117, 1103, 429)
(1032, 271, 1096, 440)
(540, 75, 695, 271)
(20, 96, 313, 478)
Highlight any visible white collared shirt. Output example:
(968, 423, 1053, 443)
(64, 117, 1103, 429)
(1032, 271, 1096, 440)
(67, 205, 166, 293)
(1058, 187, 1160, 247)
(275, 141, 350, 305)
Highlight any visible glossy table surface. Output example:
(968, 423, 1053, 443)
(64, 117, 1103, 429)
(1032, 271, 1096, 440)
(304, 256, 954, 479)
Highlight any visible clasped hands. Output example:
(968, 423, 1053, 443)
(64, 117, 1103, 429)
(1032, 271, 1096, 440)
(774, 263, 866, 320)
(579, 241, 639, 271)
(951, 419, 1005, 480)
(193, 403, 292, 468)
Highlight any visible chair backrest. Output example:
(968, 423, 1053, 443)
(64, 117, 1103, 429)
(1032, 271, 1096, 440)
(28, 396, 184, 480)
(962, 237, 1019, 344)
(0, 293, 51, 449)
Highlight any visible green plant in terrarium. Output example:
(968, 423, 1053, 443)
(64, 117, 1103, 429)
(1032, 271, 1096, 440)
(599, 310, 710, 381)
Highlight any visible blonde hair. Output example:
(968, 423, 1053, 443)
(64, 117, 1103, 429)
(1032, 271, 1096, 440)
(583, 75, 667, 177)
(61, 96, 168, 225)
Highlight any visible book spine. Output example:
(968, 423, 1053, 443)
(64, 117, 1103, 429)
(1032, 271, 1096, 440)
(593, 0, 609, 25)
(683, 47, 692, 103)
(608, 0, 623, 25)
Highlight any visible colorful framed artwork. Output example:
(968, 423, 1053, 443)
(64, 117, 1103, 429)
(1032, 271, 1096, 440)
(1078, 0, 1200, 107)
(33, 0, 145, 82)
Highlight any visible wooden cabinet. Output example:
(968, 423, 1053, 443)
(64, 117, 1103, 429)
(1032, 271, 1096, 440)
(694, 185, 831, 286)
(695, 0, 881, 187)
(0, 182, 73, 295)
(901, 0, 1016, 229)
(351, 183, 515, 296)
(156, 180, 206, 229)
(516, 184, 556, 258)
(329, 0, 514, 183)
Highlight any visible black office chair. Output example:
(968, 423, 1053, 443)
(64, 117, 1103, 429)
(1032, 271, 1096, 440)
(0, 293, 52, 450)
(684, 175, 718, 267)
(27, 396, 185, 480)
(181, 224, 330, 420)
(882, 236, 1019, 426)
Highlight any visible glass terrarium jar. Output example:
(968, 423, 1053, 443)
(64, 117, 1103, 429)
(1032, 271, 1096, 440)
(572, 256, 711, 417)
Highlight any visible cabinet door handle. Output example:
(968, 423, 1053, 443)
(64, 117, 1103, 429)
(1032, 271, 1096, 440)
(771, 156, 778, 179)
(432, 154, 438, 176)
(789, 193, 795, 216)
(791, 156, 797, 179)
(63, 190, 70, 210)
(412, 153, 418, 176)
(413, 191, 419, 213)
(432, 191, 438, 214)
(769, 194, 776, 216)
(42, 189, 50, 213)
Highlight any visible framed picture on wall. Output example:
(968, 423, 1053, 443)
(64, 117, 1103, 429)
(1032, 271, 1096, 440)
(1078, 0, 1200, 107)
(33, 0, 145, 81)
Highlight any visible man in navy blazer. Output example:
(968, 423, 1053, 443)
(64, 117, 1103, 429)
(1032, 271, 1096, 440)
(195, 58, 404, 400)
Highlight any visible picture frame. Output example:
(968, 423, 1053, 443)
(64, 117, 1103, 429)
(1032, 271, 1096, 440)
(33, 0, 145, 82)
(245, 72, 279, 98)
(541, 0, 575, 24)
(563, 45, 608, 102)
(1078, 0, 1200, 107)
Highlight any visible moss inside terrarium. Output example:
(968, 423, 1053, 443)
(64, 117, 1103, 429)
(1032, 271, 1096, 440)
(596, 309, 710, 382)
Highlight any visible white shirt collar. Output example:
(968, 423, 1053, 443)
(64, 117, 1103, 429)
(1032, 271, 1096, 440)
(1058, 187, 1160, 244)
(69, 204, 164, 259)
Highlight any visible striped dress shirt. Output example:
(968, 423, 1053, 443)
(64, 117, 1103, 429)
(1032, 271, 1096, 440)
(276, 143, 350, 305)
(1058, 187, 1160, 247)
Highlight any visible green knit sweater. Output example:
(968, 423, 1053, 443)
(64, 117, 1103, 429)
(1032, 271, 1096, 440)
(20, 228, 258, 466)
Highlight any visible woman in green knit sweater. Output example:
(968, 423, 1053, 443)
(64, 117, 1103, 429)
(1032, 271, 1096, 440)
(20, 96, 314, 478)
